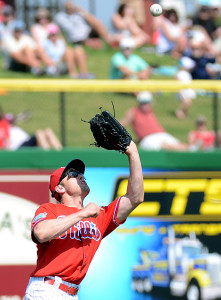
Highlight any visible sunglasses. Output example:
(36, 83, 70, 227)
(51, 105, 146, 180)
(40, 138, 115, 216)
(51, 168, 84, 198)
(60, 168, 84, 182)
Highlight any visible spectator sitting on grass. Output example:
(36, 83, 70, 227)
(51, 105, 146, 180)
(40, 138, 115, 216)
(192, 6, 218, 41)
(110, 37, 151, 80)
(5, 113, 63, 151)
(30, 8, 53, 47)
(189, 37, 221, 80)
(188, 115, 215, 151)
(120, 91, 189, 151)
(3, 20, 56, 75)
(0, 106, 10, 149)
(155, 8, 187, 58)
(54, 1, 117, 49)
(111, 3, 149, 48)
(43, 23, 95, 78)
(0, 5, 15, 47)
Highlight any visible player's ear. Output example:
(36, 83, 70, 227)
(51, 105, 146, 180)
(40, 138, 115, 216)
(55, 184, 65, 196)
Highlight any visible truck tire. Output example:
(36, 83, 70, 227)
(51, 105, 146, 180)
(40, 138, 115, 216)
(186, 280, 201, 300)
(143, 276, 153, 293)
(136, 278, 145, 293)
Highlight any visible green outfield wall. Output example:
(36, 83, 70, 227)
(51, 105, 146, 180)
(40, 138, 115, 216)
(1, 148, 221, 170)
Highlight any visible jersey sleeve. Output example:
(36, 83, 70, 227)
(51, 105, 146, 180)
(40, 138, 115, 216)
(102, 197, 126, 238)
(31, 203, 57, 243)
(112, 53, 125, 68)
(135, 55, 148, 70)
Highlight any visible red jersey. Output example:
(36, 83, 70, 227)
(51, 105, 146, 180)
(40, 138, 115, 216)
(0, 118, 10, 148)
(189, 130, 215, 150)
(133, 107, 164, 140)
(31, 198, 124, 284)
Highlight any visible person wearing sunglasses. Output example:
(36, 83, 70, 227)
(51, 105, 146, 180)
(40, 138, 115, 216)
(25, 141, 144, 299)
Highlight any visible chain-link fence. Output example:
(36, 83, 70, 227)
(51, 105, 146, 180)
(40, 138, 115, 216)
(0, 80, 220, 149)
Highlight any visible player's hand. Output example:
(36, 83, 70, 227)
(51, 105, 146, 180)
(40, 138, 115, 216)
(82, 202, 104, 218)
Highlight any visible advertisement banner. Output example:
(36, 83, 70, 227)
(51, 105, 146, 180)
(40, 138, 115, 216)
(1, 169, 221, 300)
(0, 171, 51, 299)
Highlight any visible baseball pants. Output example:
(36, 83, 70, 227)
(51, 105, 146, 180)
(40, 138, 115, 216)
(25, 276, 79, 299)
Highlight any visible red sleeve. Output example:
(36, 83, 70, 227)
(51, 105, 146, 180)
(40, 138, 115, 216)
(31, 203, 57, 242)
(102, 197, 126, 238)
(2, 119, 10, 138)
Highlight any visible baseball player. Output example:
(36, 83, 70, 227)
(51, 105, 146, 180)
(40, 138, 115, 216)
(25, 140, 144, 299)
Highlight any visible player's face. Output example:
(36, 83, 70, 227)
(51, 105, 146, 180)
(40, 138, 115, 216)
(61, 169, 90, 197)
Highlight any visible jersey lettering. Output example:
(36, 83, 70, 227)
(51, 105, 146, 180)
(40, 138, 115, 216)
(58, 216, 101, 241)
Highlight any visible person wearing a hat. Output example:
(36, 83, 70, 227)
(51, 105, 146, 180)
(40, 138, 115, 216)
(188, 115, 215, 151)
(3, 19, 56, 75)
(25, 141, 144, 299)
(120, 91, 189, 151)
(43, 23, 95, 78)
(110, 37, 151, 79)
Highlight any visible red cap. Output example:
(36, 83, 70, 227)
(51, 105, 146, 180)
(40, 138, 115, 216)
(49, 159, 85, 201)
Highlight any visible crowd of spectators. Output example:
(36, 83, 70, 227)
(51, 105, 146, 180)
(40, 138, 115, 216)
(0, 1, 220, 80)
(0, 0, 220, 151)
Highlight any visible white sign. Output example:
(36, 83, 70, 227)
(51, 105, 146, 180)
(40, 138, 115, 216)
(0, 193, 38, 265)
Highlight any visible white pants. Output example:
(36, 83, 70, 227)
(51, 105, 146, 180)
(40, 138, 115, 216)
(140, 132, 179, 150)
(25, 277, 79, 300)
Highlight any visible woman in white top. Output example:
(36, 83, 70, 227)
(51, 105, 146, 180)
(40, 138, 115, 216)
(31, 8, 52, 46)
(43, 23, 94, 78)
(112, 3, 149, 48)
(155, 9, 187, 58)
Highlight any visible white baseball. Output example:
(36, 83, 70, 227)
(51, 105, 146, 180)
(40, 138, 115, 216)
(150, 3, 163, 17)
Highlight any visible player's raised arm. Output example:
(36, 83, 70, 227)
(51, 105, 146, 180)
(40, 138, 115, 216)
(116, 141, 144, 221)
(86, 108, 144, 221)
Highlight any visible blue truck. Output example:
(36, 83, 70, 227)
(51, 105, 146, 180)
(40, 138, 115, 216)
(131, 227, 221, 300)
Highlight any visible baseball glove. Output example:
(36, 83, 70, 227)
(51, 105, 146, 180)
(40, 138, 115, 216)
(84, 108, 132, 153)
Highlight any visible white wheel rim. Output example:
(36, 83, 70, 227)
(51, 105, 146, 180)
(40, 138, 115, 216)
(187, 285, 199, 300)
(136, 279, 144, 293)
(143, 278, 152, 292)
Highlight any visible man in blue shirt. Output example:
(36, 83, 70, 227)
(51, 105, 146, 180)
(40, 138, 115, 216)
(110, 37, 151, 79)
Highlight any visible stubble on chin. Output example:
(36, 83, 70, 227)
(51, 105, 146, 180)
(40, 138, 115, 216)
(81, 183, 90, 195)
